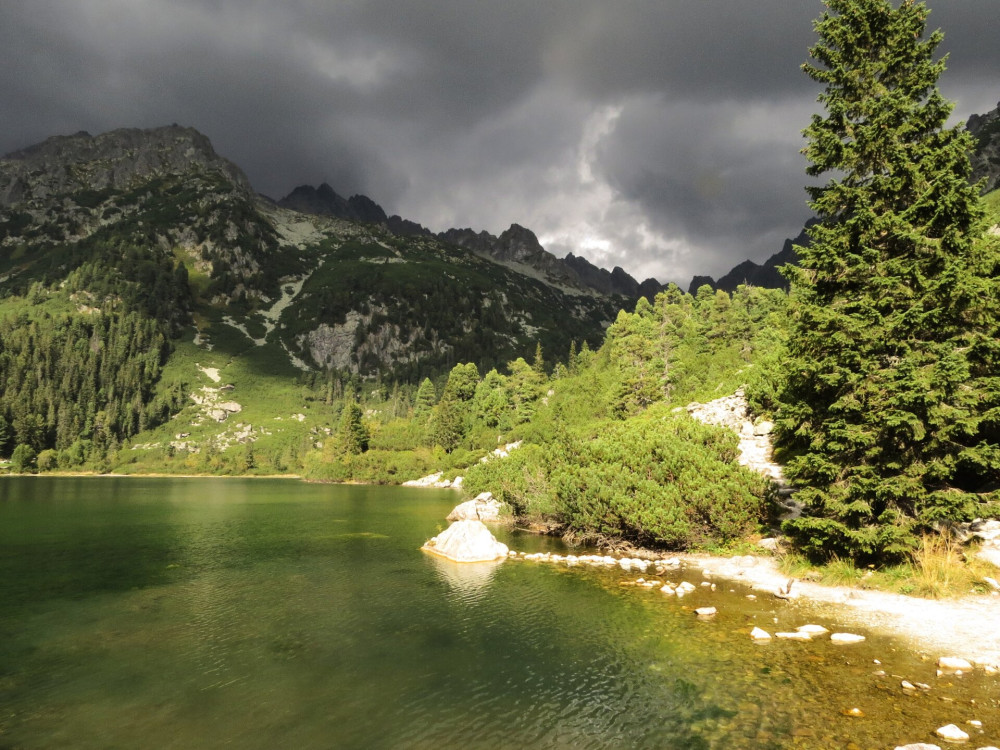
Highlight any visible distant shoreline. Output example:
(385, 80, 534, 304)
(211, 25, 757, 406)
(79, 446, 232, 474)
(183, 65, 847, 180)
(0, 471, 302, 479)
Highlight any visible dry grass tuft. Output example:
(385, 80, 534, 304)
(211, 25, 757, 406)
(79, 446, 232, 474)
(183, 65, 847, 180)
(776, 532, 997, 599)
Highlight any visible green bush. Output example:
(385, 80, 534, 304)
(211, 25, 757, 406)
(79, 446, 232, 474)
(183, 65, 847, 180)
(304, 449, 433, 485)
(463, 443, 555, 517)
(36, 449, 59, 472)
(10, 444, 37, 473)
(465, 414, 769, 549)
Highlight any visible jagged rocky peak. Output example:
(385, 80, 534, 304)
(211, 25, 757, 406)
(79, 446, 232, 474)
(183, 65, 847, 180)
(494, 223, 546, 263)
(276, 182, 430, 236)
(968, 100, 1000, 193)
(0, 124, 251, 207)
(278, 182, 656, 299)
(562, 252, 654, 298)
(438, 227, 497, 254)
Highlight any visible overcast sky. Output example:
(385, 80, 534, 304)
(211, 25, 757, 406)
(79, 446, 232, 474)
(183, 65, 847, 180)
(2, 1, 998, 285)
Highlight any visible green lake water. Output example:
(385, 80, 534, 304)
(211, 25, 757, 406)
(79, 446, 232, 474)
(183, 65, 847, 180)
(0, 477, 997, 749)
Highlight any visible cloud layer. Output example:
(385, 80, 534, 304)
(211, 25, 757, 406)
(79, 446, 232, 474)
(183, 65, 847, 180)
(3, 1, 998, 284)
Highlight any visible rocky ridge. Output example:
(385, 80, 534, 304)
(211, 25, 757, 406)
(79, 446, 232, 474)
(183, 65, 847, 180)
(279, 183, 659, 299)
(0, 125, 252, 207)
(968, 100, 1000, 193)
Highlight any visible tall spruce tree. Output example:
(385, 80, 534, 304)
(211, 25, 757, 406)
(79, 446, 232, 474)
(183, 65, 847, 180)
(777, 0, 1000, 562)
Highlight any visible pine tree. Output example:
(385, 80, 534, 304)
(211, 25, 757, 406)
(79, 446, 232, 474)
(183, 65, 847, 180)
(0, 415, 10, 456)
(413, 378, 437, 420)
(429, 363, 480, 452)
(532, 342, 545, 376)
(337, 400, 369, 456)
(607, 299, 664, 419)
(777, 0, 1000, 562)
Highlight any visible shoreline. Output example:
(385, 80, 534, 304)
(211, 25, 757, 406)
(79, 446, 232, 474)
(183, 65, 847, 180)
(0, 471, 303, 479)
(671, 550, 1000, 668)
(7, 470, 1000, 667)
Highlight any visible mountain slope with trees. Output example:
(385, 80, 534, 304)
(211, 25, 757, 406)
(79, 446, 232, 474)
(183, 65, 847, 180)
(0, 125, 633, 463)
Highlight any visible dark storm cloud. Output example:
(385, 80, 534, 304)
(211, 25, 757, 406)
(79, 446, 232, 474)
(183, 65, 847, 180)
(2, 1, 999, 284)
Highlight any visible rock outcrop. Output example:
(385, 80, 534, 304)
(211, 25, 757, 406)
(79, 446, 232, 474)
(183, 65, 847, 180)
(421, 520, 509, 563)
(403, 472, 463, 489)
(685, 389, 800, 520)
(968, 100, 1000, 193)
(447, 492, 503, 522)
(0, 125, 252, 207)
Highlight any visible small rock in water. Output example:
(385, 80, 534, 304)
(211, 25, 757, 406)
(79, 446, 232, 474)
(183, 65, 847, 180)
(745, 594, 757, 600)
(831, 633, 866, 644)
(938, 656, 974, 672)
(967, 719, 982, 728)
(750, 627, 772, 641)
(675, 581, 696, 595)
(893, 745, 942, 750)
(841, 707, 864, 717)
(901, 680, 916, 691)
(694, 607, 717, 617)
(796, 624, 829, 636)
(935, 724, 969, 742)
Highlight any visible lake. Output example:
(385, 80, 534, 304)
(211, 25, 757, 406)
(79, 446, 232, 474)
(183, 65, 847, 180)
(0, 477, 997, 749)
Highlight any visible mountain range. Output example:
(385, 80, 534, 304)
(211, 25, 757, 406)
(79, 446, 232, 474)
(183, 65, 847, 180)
(0, 124, 635, 384)
(3, 95, 999, 382)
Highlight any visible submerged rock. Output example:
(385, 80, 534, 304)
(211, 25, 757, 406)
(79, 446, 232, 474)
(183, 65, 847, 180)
(421, 520, 509, 563)
(776, 631, 812, 641)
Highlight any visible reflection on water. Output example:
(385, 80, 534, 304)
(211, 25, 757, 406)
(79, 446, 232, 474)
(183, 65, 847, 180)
(428, 553, 505, 601)
(0, 477, 998, 750)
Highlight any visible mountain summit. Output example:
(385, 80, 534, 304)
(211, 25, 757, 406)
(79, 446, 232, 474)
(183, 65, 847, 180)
(1, 125, 251, 207)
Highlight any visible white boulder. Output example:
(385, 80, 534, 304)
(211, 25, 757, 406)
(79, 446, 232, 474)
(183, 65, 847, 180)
(797, 624, 830, 636)
(750, 627, 772, 641)
(675, 581, 697, 596)
(421, 520, 509, 563)
(938, 656, 974, 672)
(894, 745, 941, 750)
(447, 492, 503, 522)
(935, 724, 969, 743)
